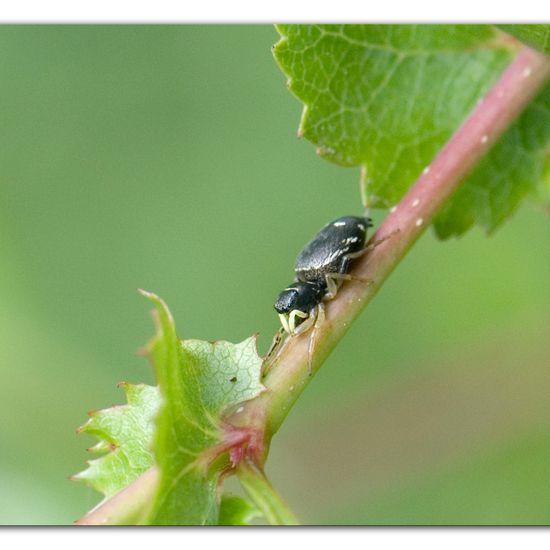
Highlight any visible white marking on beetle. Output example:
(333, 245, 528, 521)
(333, 221, 346, 227)
(412, 198, 420, 208)
(389, 205, 397, 213)
(415, 218, 423, 227)
(358, 223, 365, 231)
(327, 249, 341, 262)
(236, 406, 244, 414)
(523, 66, 532, 78)
(423, 166, 431, 175)
(481, 134, 488, 144)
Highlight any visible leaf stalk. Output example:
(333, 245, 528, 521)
(237, 461, 300, 525)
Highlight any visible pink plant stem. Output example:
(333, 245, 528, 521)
(232, 46, 550, 451)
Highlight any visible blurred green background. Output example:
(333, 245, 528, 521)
(0, 25, 549, 525)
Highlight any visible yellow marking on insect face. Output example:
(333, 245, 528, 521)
(288, 309, 308, 333)
(279, 313, 291, 334)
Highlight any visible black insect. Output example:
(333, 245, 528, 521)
(272, 215, 373, 370)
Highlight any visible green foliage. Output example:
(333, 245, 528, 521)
(73, 383, 159, 498)
(500, 25, 550, 55)
(138, 290, 264, 525)
(219, 495, 261, 526)
(273, 24, 550, 238)
(74, 291, 265, 525)
(434, 84, 550, 237)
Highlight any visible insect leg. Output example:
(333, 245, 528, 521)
(291, 309, 315, 335)
(324, 274, 340, 299)
(349, 228, 401, 260)
(324, 272, 372, 298)
(262, 327, 287, 376)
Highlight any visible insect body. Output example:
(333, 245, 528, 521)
(273, 215, 373, 370)
(295, 215, 372, 297)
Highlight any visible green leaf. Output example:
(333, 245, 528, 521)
(74, 291, 265, 525)
(433, 83, 550, 237)
(219, 494, 261, 525)
(273, 24, 550, 238)
(140, 290, 264, 525)
(499, 25, 550, 55)
(73, 383, 160, 498)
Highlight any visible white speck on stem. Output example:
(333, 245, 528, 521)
(423, 166, 430, 175)
(289, 385, 294, 392)
(415, 218, 423, 227)
(523, 66, 532, 78)
(412, 198, 420, 208)
(389, 205, 397, 213)
(236, 406, 244, 414)
(481, 134, 489, 144)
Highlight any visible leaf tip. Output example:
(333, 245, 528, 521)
(137, 288, 156, 300)
(140, 289, 175, 325)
